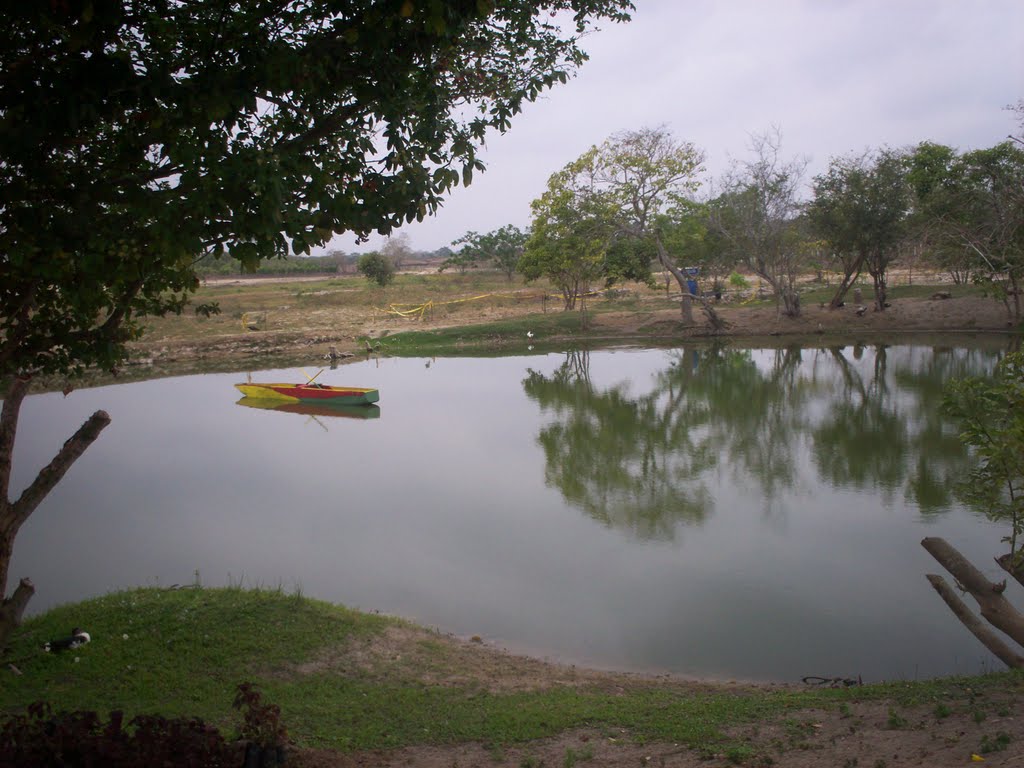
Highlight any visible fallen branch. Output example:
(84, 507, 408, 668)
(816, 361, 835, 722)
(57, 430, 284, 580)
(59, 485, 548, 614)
(925, 574, 1024, 669)
(922, 537, 1024, 641)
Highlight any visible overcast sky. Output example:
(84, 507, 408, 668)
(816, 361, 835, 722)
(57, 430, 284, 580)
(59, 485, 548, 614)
(320, 0, 1024, 256)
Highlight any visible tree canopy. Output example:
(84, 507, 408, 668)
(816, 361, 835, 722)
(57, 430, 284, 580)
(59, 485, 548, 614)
(442, 224, 528, 277)
(357, 251, 395, 287)
(907, 140, 1024, 318)
(808, 148, 912, 309)
(0, 0, 632, 379)
(521, 126, 726, 326)
(519, 159, 615, 311)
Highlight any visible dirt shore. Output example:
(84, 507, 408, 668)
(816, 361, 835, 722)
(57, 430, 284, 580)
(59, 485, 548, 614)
(127, 288, 1020, 377)
(287, 624, 1024, 768)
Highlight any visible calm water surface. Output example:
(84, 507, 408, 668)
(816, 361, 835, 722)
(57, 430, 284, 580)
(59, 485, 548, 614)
(10, 342, 1018, 682)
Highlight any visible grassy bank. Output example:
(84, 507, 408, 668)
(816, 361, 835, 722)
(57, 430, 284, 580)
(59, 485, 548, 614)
(3, 588, 1020, 760)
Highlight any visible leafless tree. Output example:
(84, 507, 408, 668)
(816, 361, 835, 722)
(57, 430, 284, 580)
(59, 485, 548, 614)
(381, 232, 413, 271)
(711, 128, 809, 317)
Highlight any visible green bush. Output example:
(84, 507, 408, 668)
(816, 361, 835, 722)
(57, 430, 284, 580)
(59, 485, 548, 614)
(357, 252, 395, 287)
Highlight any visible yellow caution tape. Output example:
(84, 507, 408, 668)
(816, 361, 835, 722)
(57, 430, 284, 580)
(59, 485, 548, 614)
(377, 289, 601, 319)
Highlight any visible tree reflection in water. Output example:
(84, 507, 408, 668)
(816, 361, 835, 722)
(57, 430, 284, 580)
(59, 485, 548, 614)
(524, 344, 1005, 541)
(523, 349, 714, 541)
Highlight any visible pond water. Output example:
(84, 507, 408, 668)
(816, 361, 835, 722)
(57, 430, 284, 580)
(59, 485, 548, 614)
(9, 340, 1019, 682)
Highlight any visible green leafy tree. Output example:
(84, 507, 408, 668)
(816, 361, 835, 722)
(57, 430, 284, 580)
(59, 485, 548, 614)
(0, 0, 632, 644)
(519, 165, 614, 317)
(951, 144, 1024, 320)
(440, 230, 484, 274)
(603, 236, 658, 288)
(663, 200, 735, 298)
(483, 224, 529, 280)
(808, 148, 912, 310)
(357, 252, 395, 287)
(906, 142, 977, 284)
(443, 225, 528, 278)
(589, 127, 724, 327)
(943, 351, 1024, 565)
(909, 141, 1024, 318)
(524, 126, 725, 327)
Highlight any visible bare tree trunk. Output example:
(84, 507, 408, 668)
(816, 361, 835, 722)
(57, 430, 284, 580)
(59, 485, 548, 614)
(925, 574, 1024, 668)
(0, 578, 34, 638)
(922, 537, 1024, 662)
(0, 377, 111, 648)
(653, 239, 694, 324)
(679, 291, 693, 323)
(869, 267, 888, 311)
(651, 238, 728, 330)
(829, 253, 866, 309)
(781, 286, 801, 318)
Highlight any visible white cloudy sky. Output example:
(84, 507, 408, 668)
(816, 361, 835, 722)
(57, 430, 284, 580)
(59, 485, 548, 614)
(321, 0, 1024, 256)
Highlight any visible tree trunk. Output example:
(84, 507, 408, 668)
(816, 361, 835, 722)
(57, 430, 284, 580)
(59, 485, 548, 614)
(0, 377, 111, 649)
(697, 298, 729, 332)
(922, 537, 1024, 657)
(828, 253, 866, 309)
(870, 267, 888, 311)
(679, 291, 694, 323)
(0, 578, 34, 644)
(925, 574, 1024, 669)
(781, 287, 801, 318)
(653, 238, 694, 324)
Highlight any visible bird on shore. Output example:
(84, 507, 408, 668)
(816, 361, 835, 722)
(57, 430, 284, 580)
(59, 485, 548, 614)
(43, 628, 91, 653)
(526, 331, 534, 339)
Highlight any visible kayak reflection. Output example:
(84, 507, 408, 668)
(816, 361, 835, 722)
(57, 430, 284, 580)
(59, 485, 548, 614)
(235, 396, 381, 420)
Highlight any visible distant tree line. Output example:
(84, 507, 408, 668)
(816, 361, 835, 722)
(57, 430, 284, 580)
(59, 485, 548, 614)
(194, 241, 455, 277)
(515, 104, 1024, 325)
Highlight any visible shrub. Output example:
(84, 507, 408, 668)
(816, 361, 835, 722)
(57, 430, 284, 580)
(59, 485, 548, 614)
(357, 252, 395, 287)
(0, 702, 238, 767)
(728, 271, 750, 289)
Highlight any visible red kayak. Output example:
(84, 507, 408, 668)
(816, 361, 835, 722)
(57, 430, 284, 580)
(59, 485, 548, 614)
(234, 382, 379, 405)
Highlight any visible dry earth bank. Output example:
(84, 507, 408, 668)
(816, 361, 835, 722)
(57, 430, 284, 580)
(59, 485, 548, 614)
(127, 274, 1020, 375)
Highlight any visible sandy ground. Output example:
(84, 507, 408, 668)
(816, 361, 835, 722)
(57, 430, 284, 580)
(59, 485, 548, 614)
(284, 625, 1024, 768)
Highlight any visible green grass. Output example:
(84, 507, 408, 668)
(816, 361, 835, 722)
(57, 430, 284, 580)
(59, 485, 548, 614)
(373, 312, 592, 355)
(3, 588, 1022, 756)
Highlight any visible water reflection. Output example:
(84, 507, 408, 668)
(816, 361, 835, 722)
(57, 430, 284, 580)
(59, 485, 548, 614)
(524, 350, 713, 541)
(10, 342, 1015, 681)
(235, 397, 381, 421)
(525, 344, 999, 541)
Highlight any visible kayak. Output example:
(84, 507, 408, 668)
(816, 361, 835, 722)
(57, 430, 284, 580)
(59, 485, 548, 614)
(233, 382, 379, 405)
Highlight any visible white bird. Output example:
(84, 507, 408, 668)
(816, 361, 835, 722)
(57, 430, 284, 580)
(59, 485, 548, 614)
(526, 331, 534, 338)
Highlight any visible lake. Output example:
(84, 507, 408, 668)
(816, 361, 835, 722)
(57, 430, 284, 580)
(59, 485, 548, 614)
(9, 339, 1018, 682)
